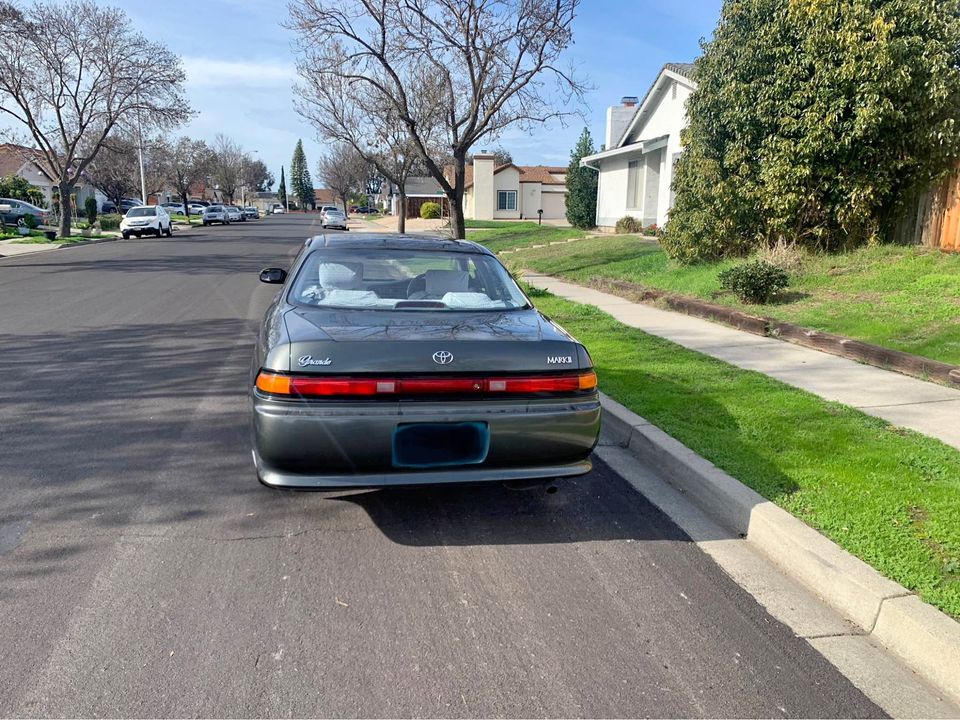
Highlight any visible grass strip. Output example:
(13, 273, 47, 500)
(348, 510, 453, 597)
(504, 234, 960, 365)
(465, 220, 587, 253)
(528, 289, 960, 618)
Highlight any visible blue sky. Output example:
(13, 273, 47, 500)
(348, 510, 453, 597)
(57, 1, 723, 187)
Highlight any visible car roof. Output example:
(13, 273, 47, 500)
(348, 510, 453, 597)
(305, 232, 493, 256)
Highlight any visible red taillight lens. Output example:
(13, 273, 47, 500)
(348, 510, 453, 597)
(255, 371, 598, 398)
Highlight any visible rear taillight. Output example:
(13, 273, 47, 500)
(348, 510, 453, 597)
(255, 370, 598, 398)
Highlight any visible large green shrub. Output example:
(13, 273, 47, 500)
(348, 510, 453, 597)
(22, 213, 39, 230)
(420, 201, 441, 219)
(84, 197, 97, 224)
(565, 127, 598, 229)
(663, 0, 960, 264)
(718, 260, 789, 304)
(98, 214, 121, 231)
(0, 174, 45, 206)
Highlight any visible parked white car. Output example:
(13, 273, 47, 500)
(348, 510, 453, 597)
(225, 206, 243, 222)
(120, 205, 172, 239)
(270, 204, 285, 214)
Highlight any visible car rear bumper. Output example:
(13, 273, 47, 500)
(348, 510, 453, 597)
(251, 394, 601, 488)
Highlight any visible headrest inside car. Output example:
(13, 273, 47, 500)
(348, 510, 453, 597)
(318, 262, 363, 289)
(425, 269, 469, 296)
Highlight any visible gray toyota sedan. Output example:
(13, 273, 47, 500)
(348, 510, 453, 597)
(251, 233, 600, 488)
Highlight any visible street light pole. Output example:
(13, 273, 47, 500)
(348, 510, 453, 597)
(135, 92, 147, 204)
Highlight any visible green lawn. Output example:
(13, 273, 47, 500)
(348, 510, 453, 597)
(170, 213, 203, 225)
(529, 290, 960, 618)
(465, 220, 587, 253)
(501, 233, 960, 365)
(12, 234, 89, 244)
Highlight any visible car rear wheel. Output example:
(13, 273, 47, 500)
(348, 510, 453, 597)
(16, 217, 25, 227)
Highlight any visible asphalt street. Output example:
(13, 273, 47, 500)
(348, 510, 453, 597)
(0, 215, 883, 717)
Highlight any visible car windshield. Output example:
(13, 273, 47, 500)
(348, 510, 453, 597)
(290, 248, 530, 311)
(126, 207, 156, 217)
(206, 206, 222, 212)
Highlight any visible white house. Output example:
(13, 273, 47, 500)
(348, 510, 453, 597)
(0, 143, 105, 210)
(581, 63, 696, 230)
(460, 155, 568, 220)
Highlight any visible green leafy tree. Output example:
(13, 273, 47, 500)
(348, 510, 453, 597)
(290, 140, 314, 210)
(565, 127, 598, 229)
(278, 166, 287, 207)
(0, 174, 45, 206)
(663, 0, 960, 263)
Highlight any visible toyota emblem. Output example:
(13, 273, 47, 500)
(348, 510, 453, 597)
(432, 350, 454, 365)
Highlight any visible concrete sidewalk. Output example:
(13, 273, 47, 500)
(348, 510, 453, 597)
(524, 271, 960, 451)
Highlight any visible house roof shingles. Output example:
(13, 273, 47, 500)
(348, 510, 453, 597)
(664, 62, 696, 79)
(314, 188, 337, 204)
(0, 143, 39, 178)
(458, 163, 567, 190)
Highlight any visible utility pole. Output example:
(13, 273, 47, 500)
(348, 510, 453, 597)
(136, 93, 147, 204)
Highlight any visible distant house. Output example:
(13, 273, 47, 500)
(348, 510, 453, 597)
(581, 63, 697, 229)
(458, 155, 568, 220)
(314, 188, 343, 210)
(0, 143, 104, 210)
(388, 176, 448, 218)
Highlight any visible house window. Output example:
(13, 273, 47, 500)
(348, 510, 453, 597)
(497, 190, 517, 211)
(626, 160, 643, 210)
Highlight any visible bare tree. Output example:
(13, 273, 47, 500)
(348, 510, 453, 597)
(296, 69, 438, 234)
(288, 0, 586, 239)
(169, 138, 210, 217)
(85, 136, 139, 209)
(142, 136, 171, 202)
(210, 134, 244, 204)
(0, 1, 190, 237)
(316, 143, 368, 214)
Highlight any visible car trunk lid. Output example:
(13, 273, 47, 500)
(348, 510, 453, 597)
(282, 307, 584, 373)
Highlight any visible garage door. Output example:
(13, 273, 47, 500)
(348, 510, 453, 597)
(540, 192, 567, 219)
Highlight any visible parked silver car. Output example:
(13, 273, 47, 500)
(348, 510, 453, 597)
(321, 209, 348, 230)
(202, 205, 230, 225)
(226, 206, 244, 222)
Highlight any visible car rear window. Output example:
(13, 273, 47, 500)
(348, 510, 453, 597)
(126, 207, 156, 217)
(290, 249, 530, 311)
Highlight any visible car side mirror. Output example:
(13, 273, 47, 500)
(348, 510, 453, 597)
(259, 268, 287, 284)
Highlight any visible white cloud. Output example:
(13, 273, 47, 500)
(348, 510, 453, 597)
(181, 57, 294, 89)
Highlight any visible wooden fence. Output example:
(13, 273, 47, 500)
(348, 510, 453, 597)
(890, 166, 960, 251)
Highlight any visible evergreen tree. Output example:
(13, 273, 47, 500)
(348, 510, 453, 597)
(565, 128, 598, 229)
(290, 139, 315, 210)
(278, 166, 287, 207)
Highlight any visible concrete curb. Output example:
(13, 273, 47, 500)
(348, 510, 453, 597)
(601, 392, 960, 705)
